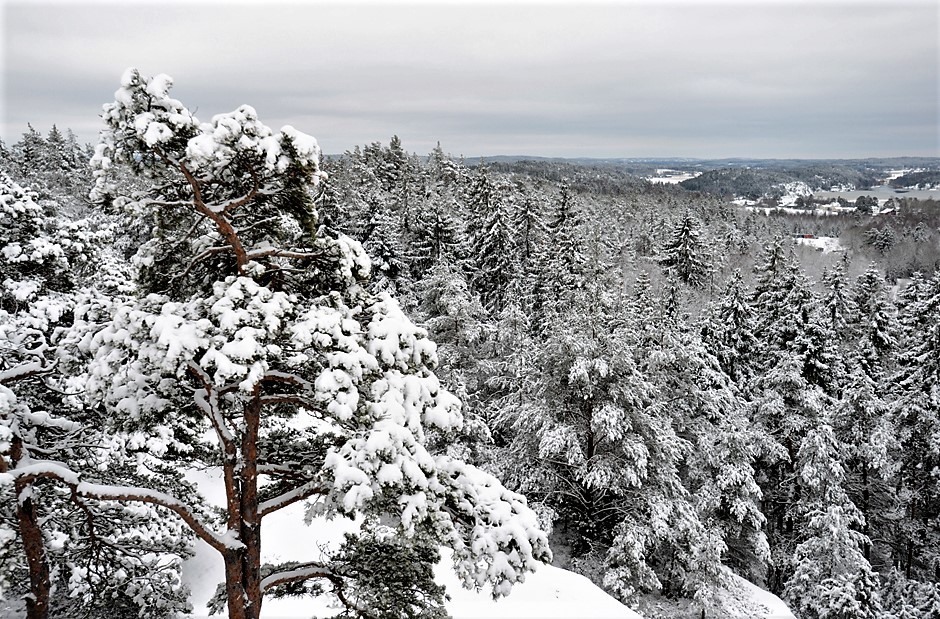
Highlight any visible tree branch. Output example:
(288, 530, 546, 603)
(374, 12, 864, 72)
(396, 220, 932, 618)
(152, 146, 250, 273)
(260, 562, 336, 593)
(258, 480, 326, 518)
(11, 464, 237, 555)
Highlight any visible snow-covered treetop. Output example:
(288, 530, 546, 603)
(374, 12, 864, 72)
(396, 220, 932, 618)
(89, 68, 364, 298)
(92, 68, 323, 199)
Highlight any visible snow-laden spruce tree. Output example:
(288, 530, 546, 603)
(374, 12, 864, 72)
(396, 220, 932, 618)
(466, 168, 515, 314)
(658, 210, 711, 288)
(784, 423, 884, 619)
(892, 271, 940, 583)
(21, 69, 550, 619)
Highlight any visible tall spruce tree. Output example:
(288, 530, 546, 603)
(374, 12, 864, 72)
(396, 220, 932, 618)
(659, 210, 711, 288)
(466, 170, 515, 314)
(891, 272, 940, 583)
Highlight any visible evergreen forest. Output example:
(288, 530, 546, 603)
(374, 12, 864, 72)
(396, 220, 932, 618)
(2, 70, 940, 619)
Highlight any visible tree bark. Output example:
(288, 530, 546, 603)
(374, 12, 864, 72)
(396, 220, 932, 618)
(240, 387, 263, 619)
(10, 436, 51, 619)
(223, 551, 249, 619)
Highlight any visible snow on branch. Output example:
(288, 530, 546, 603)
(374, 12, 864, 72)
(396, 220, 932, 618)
(258, 480, 326, 518)
(260, 562, 336, 593)
(7, 462, 237, 554)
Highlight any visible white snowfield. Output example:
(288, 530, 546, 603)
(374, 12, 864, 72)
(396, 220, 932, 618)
(794, 235, 845, 253)
(437, 548, 638, 618)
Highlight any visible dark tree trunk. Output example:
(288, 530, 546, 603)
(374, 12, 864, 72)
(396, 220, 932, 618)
(862, 467, 871, 561)
(240, 389, 263, 619)
(10, 436, 51, 619)
(222, 389, 265, 619)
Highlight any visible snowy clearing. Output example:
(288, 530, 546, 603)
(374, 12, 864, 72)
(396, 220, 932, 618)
(794, 236, 845, 253)
(646, 170, 701, 184)
(182, 501, 638, 618)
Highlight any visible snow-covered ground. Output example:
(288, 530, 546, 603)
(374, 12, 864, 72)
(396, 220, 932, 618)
(181, 494, 639, 617)
(181, 469, 639, 618)
(181, 470, 793, 619)
(637, 569, 794, 619)
(731, 571, 795, 619)
(794, 236, 844, 253)
(646, 169, 701, 184)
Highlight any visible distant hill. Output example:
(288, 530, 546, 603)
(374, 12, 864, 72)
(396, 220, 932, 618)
(890, 170, 940, 189)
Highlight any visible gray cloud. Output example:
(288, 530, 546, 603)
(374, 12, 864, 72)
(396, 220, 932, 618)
(2, 1, 937, 158)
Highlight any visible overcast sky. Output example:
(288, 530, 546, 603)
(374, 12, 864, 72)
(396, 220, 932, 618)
(2, 1, 937, 158)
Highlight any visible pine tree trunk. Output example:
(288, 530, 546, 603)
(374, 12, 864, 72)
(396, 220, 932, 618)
(9, 436, 51, 619)
(16, 483, 50, 619)
(220, 390, 265, 619)
(240, 390, 263, 619)
(224, 551, 249, 619)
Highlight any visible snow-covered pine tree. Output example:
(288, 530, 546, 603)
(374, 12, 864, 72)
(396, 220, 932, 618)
(0, 172, 191, 619)
(851, 263, 899, 380)
(635, 284, 768, 596)
(543, 180, 586, 302)
(828, 263, 900, 570)
(0, 125, 90, 203)
(9, 69, 550, 619)
(512, 190, 548, 272)
(820, 254, 856, 343)
(5, 125, 47, 197)
(700, 270, 759, 385)
(417, 259, 488, 377)
(832, 354, 897, 572)
(358, 194, 408, 293)
(891, 271, 940, 583)
(410, 198, 458, 280)
(500, 286, 663, 585)
(750, 239, 838, 393)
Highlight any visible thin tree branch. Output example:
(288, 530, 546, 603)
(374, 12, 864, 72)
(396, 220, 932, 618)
(258, 481, 327, 518)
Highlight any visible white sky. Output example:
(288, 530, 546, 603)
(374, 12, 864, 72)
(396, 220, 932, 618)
(2, 0, 938, 158)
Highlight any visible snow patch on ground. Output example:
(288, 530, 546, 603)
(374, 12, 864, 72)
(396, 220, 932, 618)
(646, 170, 701, 184)
(729, 571, 796, 619)
(636, 569, 794, 619)
(439, 548, 640, 618)
(794, 236, 844, 253)
(179, 471, 794, 619)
